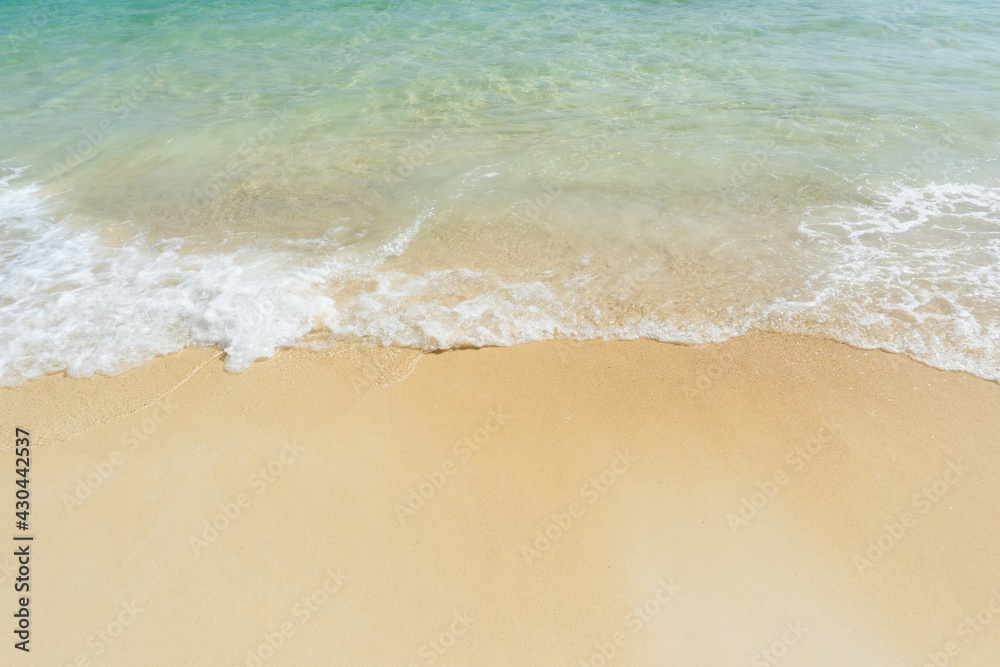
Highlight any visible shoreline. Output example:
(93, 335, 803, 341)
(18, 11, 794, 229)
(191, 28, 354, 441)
(3, 331, 1000, 664)
(5, 326, 999, 405)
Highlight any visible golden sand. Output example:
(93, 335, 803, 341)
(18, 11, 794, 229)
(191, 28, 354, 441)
(2, 332, 999, 665)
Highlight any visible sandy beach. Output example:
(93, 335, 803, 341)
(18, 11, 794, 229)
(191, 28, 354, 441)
(2, 332, 998, 665)
(4, 2, 1000, 664)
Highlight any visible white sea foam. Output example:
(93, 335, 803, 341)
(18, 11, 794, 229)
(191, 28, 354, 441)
(789, 183, 1000, 381)
(1, 173, 998, 386)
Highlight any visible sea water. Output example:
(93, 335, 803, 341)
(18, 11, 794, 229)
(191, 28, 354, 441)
(1, 0, 998, 385)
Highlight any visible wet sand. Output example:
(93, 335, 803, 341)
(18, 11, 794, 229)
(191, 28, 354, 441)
(2, 331, 999, 665)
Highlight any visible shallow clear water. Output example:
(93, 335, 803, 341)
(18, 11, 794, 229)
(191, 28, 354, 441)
(2, 0, 999, 385)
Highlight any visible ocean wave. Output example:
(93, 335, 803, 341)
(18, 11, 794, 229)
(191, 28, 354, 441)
(1, 172, 998, 386)
(791, 182, 1000, 381)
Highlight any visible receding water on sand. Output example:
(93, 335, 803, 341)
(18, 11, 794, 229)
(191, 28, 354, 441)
(2, 0, 999, 385)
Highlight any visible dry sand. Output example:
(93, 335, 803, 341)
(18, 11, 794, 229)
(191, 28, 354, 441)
(2, 332, 999, 665)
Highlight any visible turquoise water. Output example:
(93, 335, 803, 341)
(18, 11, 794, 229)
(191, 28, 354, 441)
(1, 0, 999, 384)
